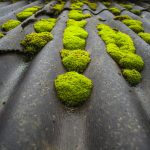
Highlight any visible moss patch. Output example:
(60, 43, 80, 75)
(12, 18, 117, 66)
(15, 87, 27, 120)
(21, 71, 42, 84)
(0, 32, 4, 39)
(53, 2, 65, 13)
(122, 69, 142, 85)
(67, 19, 87, 28)
(83, 0, 97, 11)
(21, 32, 53, 54)
(138, 32, 150, 44)
(97, 23, 144, 85)
(60, 49, 91, 73)
(34, 18, 56, 33)
(131, 9, 141, 15)
(16, 6, 41, 21)
(70, 1, 84, 10)
(103, 2, 111, 7)
(109, 7, 121, 15)
(120, 4, 133, 10)
(55, 71, 93, 107)
(1, 20, 21, 32)
(114, 15, 132, 21)
(69, 10, 91, 21)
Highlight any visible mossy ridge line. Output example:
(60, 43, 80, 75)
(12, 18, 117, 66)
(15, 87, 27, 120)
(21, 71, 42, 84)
(97, 23, 144, 85)
(55, 0, 93, 107)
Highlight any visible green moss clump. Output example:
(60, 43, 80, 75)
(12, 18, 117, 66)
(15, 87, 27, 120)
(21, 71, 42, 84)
(63, 25, 88, 50)
(70, 1, 84, 9)
(1, 20, 21, 32)
(53, 2, 65, 13)
(120, 4, 133, 10)
(109, 7, 121, 15)
(83, 0, 97, 11)
(60, 49, 91, 73)
(138, 32, 150, 44)
(103, 2, 111, 7)
(131, 9, 141, 15)
(67, 19, 87, 28)
(97, 23, 144, 85)
(21, 32, 53, 54)
(54, 71, 93, 107)
(69, 10, 91, 21)
(0, 32, 4, 39)
(16, 6, 41, 21)
(119, 53, 144, 71)
(122, 69, 142, 85)
(114, 15, 132, 21)
(34, 18, 56, 33)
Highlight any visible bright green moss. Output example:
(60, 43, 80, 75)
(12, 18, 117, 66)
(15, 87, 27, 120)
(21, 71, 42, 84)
(1, 20, 21, 31)
(67, 19, 87, 28)
(16, 6, 41, 21)
(97, 23, 144, 85)
(103, 2, 111, 7)
(138, 32, 150, 44)
(122, 19, 144, 33)
(70, 1, 84, 9)
(109, 7, 121, 15)
(122, 69, 142, 85)
(131, 9, 141, 15)
(54, 71, 93, 107)
(63, 25, 88, 50)
(119, 53, 144, 71)
(0, 32, 4, 39)
(34, 18, 56, 33)
(60, 49, 91, 73)
(21, 32, 53, 54)
(114, 15, 132, 21)
(83, 0, 97, 11)
(69, 10, 91, 21)
(120, 4, 133, 10)
(53, 2, 65, 12)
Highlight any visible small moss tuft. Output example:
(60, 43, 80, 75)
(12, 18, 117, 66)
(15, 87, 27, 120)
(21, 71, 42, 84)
(114, 15, 132, 21)
(138, 32, 150, 44)
(109, 7, 121, 15)
(60, 49, 91, 73)
(1, 20, 21, 31)
(122, 69, 142, 85)
(67, 19, 87, 28)
(69, 10, 91, 21)
(131, 9, 141, 15)
(53, 2, 65, 13)
(120, 4, 133, 10)
(54, 71, 93, 107)
(21, 32, 53, 54)
(103, 2, 111, 7)
(0, 32, 4, 39)
(70, 1, 84, 9)
(83, 0, 97, 11)
(34, 18, 56, 33)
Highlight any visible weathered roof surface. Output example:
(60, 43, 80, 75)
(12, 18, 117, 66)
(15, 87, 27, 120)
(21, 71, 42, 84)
(0, 0, 150, 150)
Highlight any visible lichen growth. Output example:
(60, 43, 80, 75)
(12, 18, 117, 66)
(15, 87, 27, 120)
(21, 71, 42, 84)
(21, 32, 53, 54)
(69, 10, 91, 21)
(34, 18, 56, 33)
(54, 71, 93, 107)
(16, 6, 41, 21)
(138, 32, 150, 44)
(0, 32, 4, 39)
(60, 49, 91, 73)
(1, 20, 21, 31)
(122, 69, 142, 85)
(120, 4, 133, 10)
(131, 9, 141, 15)
(109, 7, 121, 15)
(67, 19, 87, 28)
(97, 23, 144, 85)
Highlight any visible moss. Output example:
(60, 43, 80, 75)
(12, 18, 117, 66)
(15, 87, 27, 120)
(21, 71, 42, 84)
(1, 20, 21, 32)
(131, 9, 141, 15)
(53, 2, 65, 12)
(67, 19, 87, 28)
(122, 19, 144, 33)
(83, 0, 97, 11)
(34, 18, 56, 33)
(0, 32, 4, 39)
(21, 32, 53, 54)
(138, 32, 150, 44)
(120, 4, 133, 10)
(114, 15, 132, 21)
(103, 2, 111, 7)
(60, 49, 91, 73)
(119, 53, 144, 71)
(97, 23, 144, 85)
(54, 71, 93, 107)
(70, 2, 84, 10)
(63, 25, 88, 50)
(16, 6, 41, 21)
(69, 10, 91, 21)
(109, 7, 121, 15)
(122, 69, 142, 85)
